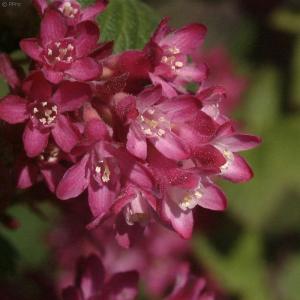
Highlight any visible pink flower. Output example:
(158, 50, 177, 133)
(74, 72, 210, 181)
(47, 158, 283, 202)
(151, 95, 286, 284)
(0, 71, 90, 157)
(33, 0, 108, 26)
(20, 9, 101, 83)
(146, 18, 208, 96)
(211, 121, 262, 183)
(56, 119, 153, 219)
(16, 143, 70, 192)
(114, 86, 204, 161)
(62, 254, 139, 300)
(149, 148, 227, 239)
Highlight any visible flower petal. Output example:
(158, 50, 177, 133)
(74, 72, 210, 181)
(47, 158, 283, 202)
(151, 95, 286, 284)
(88, 182, 115, 217)
(149, 73, 177, 98)
(52, 81, 91, 112)
(74, 21, 100, 58)
(127, 125, 147, 160)
(162, 198, 194, 239)
(161, 23, 207, 54)
(16, 163, 38, 189)
(199, 184, 227, 211)
(81, 0, 108, 21)
(23, 123, 49, 157)
(0, 95, 28, 124)
(153, 132, 188, 160)
(56, 154, 90, 200)
(65, 57, 101, 81)
(52, 115, 80, 153)
(222, 154, 253, 183)
(217, 134, 262, 152)
(40, 9, 67, 47)
(62, 287, 82, 300)
(42, 67, 64, 84)
(19, 38, 43, 62)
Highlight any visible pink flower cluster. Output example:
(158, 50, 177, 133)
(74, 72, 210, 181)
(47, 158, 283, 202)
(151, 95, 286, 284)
(0, 0, 260, 248)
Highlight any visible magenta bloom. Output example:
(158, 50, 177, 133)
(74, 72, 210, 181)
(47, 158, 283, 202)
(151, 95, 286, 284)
(212, 121, 261, 183)
(20, 9, 101, 83)
(114, 86, 205, 161)
(62, 254, 139, 300)
(149, 148, 226, 239)
(16, 143, 69, 192)
(146, 18, 208, 96)
(56, 119, 153, 219)
(0, 72, 90, 157)
(33, 0, 108, 26)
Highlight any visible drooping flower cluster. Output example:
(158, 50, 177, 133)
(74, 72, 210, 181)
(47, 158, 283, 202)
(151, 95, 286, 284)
(0, 0, 261, 249)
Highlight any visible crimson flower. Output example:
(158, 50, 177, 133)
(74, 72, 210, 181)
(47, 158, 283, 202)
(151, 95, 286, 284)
(20, 9, 101, 83)
(0, 71, 90, 157)
(146, 18, 208, 96)
(56, 119, 153, 219)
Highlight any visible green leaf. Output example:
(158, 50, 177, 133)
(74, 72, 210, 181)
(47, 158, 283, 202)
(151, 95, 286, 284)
(97, 0, 159, 52)
(193, 232, 271, 300)
(0, 76, 9, 98)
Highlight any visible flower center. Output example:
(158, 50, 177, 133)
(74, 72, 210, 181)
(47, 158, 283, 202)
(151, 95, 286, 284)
(161, 46, 184, 71)
(93, 160, 111, 184)
(139, 108, 170, 138)
(38, 144, 60, 165)
(219, 148, 234, 173)
(32, 101, 58, 126)
(59, 1, 80, 19)
(178, 183, 204, 211)
(45, 40, 75, 65)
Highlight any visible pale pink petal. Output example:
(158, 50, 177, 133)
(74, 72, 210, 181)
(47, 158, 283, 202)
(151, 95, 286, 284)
(217, 134, 262, 152)
(127, 125, 147, 160)
(162, 198, 193, 239)
(199, 184, 227, 211)
(153, 132, 188, 160)
(222, 154, 253, 183)
(149, 73, 177, 98)
(56, 154, 90, 200)
(0, 95, 28, 124)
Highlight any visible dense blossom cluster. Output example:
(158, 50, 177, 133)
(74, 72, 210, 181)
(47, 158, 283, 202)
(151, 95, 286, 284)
(0, 0, 260, 298)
